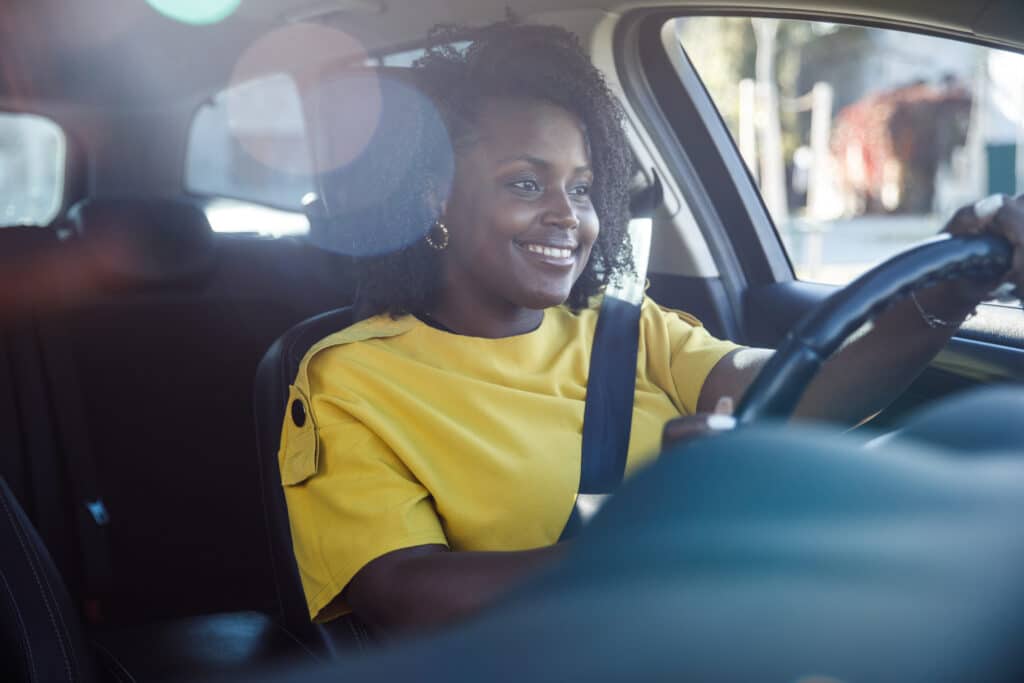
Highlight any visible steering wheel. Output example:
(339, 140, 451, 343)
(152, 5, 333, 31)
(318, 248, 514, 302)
(733, 234, 1014, 425)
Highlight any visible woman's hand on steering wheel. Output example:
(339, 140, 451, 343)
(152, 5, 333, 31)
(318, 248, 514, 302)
(662, 397, 736, 452)
(945, 193, 1024, 299)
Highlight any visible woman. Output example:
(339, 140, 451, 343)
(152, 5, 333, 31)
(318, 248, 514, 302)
(280, 22, 1024, 636)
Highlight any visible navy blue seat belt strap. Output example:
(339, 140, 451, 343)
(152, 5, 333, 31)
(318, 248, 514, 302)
(560, 294, 642, 540)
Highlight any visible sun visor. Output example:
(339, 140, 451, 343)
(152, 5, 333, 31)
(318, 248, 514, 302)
(299, 67, 454, 257)
(67, 198, 217, 288)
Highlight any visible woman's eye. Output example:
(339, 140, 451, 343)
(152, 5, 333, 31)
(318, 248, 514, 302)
(570, 184, 591, 196)
(510, 179, 541, 193)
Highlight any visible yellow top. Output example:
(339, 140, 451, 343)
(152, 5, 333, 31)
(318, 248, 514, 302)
(278, 296, 741, 621)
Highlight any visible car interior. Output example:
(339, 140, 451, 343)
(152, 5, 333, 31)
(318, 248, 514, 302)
(1, 0, 1023, 681)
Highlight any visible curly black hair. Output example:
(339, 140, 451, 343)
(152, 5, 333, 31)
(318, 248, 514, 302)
(335, 21, 634, 319)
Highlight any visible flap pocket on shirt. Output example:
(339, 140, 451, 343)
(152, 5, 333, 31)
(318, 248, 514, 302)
(279, 384, 319, 486)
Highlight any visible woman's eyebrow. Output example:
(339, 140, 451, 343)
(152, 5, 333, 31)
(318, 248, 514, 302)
(495, 154, 592, 173)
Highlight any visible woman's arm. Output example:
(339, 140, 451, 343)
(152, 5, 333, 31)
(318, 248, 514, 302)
(698, 196, 1024, 426)
(342, 543, 569, 636)
(698, 279, 982, 425)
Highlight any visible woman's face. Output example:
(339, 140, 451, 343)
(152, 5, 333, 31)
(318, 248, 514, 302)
(438, 97, 599, 312)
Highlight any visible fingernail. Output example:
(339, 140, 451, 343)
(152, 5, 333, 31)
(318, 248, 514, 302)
(707, 414, 737, 431)
(715, 396, 734, 415)
(974, 194, 1005, 220)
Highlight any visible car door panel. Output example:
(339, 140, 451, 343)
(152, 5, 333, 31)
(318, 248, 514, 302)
(646, 273, 739, 341)
(745, 280, 1024, 428)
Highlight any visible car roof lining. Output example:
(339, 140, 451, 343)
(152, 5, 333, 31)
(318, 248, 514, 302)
(1, 0, 1020, 109)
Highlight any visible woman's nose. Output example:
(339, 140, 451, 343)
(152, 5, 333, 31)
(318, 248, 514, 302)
(543, 190, 580, 229)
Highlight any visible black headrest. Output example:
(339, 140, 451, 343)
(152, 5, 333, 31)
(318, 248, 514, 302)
(0, 224, 59, 266)
(0, 226, 62, 323)
(67, 198, 216, 287)
(301, 66, 453, 256)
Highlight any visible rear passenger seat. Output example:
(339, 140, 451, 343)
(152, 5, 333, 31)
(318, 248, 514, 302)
(0, 225, 81, 590)
(1, 197, 356, 625)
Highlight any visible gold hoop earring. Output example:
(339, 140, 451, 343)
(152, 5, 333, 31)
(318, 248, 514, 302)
(425, 221, 449, 250)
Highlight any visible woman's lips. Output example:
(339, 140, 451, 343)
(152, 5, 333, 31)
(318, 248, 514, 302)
(516, 241, 577, 266)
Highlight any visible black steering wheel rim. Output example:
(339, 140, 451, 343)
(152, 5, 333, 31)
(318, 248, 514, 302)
(734, 234, 1013, 425)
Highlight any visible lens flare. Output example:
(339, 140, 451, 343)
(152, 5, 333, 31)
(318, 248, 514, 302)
(226, 23, 454, 257)
(146, 0, 241, 25)
(227, 24, 374, 175)
(306, 73, 454, 258)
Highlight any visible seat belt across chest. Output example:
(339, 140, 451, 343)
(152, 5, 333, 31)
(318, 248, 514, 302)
(560, 283, 644, 541)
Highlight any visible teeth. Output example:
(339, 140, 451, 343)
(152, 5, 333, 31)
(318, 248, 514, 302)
(523, 244, 573, 259)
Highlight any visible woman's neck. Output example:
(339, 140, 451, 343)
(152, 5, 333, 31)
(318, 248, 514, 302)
(428, 287, 544, 338)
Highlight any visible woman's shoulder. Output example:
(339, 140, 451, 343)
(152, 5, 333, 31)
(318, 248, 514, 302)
(575, 293, 706, 328)
(545, 294, 709, 340)
(292, 313, 419, 390)
(639, 296, 706, 328)
(314, 312, 417, 350)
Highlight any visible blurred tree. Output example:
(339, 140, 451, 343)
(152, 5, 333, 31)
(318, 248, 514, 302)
(675, 17, 754, 134)
(677, 17, 850, 213)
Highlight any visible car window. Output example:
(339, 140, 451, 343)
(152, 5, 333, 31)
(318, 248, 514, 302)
(673, 17, 1023, 305)
(0, 112, 65, 227)
(367, 41, 471, 67)
(186, 72, 314, 234)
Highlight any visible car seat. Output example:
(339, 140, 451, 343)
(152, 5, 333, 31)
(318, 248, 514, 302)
(253, 305, 375, 655)
(0, 475, 96, 683)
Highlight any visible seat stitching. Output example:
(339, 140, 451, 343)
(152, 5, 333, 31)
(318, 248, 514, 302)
(7, 491, 83, 682)
(346, 616, 359, 645)
(357, 619, 369, 648)
(92, 639, 138, 683)
(276, 623, 322, 659)
(0, 494, 74, 680)
(0, 492, 74, 681)
(355, 616, 373, 648)
(0, 567, 37, 683)
(20, 520, 83, 680)
(346, 616, 368, 649)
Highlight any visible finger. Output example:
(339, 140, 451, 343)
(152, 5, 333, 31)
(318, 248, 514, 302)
(662, 418, 703, 441)
(662, 414, 735, 449)
(974, 194, 1007, 221)
(946, 204, 983, 236)
(990, 194, 1024, 240)
(714, 396, 734, 415)
(945, 195, 1009, 236)
(987, 200, 1024, 294)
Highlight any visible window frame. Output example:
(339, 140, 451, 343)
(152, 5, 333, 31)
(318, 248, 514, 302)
(613, 8, 1024, 334)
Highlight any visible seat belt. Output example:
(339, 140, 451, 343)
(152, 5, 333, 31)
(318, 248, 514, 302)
(560, 169, 658, 540)
(560, 171, 659, 540)
(560, 265, 648, 540)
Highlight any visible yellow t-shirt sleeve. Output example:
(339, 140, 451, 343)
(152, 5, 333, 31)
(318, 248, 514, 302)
(279, 387, 448, 623)
(642, 298, 743, 415)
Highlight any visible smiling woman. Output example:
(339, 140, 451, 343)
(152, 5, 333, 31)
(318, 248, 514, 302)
(278, 18, 1024, 639)
(434, 97, 600, 332)
(338, 23, 635, 323)
(278, 21, 742, 634)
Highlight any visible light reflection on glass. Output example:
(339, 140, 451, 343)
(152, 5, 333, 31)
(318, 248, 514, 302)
(145, 0, 241, 26)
